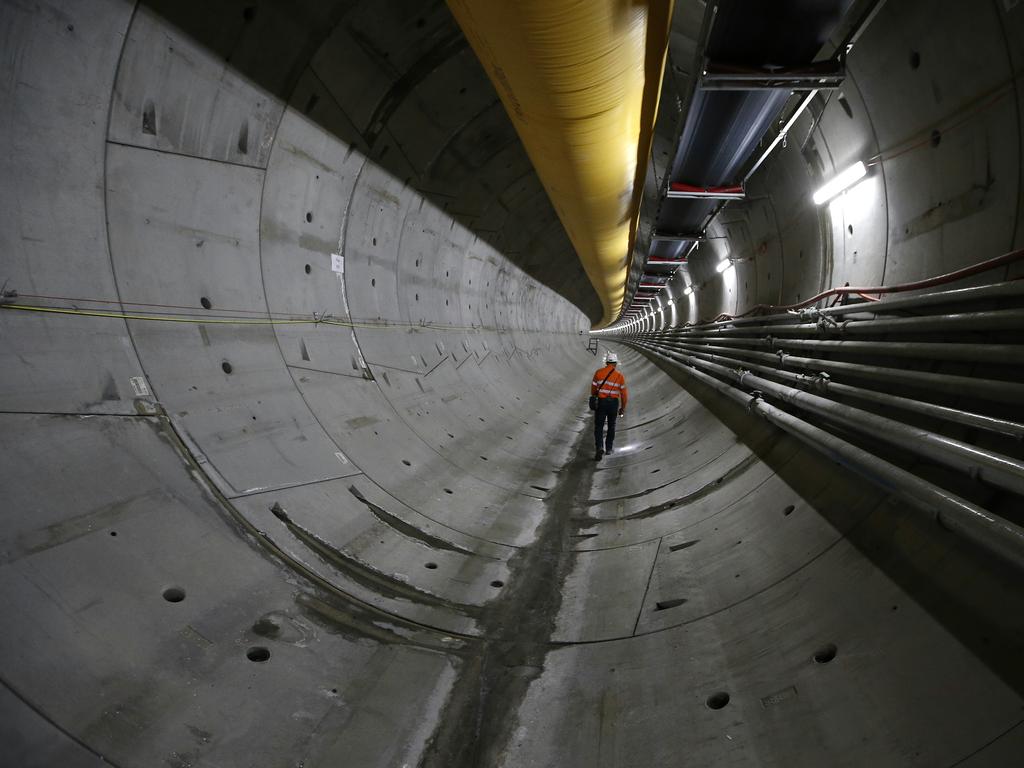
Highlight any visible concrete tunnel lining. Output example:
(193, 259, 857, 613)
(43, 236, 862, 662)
(3, 0, 1024, 766)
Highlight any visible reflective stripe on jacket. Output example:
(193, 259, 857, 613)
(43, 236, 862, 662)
(591, 365, 627, 409)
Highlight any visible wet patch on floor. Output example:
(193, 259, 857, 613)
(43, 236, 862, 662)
(419, 412, 596, 767)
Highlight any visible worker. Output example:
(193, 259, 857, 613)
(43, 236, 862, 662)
(590, 352, 627, 460)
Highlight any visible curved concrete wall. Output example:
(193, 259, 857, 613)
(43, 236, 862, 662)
(2, 1, 1023, 766)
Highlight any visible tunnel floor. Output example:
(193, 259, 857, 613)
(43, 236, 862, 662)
(5, 343, 1022, 766)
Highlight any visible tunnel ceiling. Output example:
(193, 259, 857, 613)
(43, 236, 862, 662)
(139, 0, 605, 325)
(623, 0, 860, 324)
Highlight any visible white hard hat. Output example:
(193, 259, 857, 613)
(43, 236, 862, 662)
(605, 352, 619, 363)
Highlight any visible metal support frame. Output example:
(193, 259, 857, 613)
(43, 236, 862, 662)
(666, 187, 745, 200)
(651, 230, 703, 243)
(742, 90, 819, 184)
(701, 58, 845, 91)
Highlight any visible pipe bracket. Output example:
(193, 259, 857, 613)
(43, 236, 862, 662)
(747, 389, 764, 412)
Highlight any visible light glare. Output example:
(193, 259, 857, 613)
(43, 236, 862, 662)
(813, 161, 867, 205)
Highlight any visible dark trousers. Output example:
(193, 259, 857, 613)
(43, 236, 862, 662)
(594, 397, 619, 451)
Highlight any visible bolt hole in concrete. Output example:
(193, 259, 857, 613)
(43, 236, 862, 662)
(200, 296, 212, 309)
(490, 580, 504, 588)
(705, 692, 730, 710)
(930, 129, 942, 147)
(109, 530, 117, 537)
(162, 587, 186, 603)
(304, 264, 311, 274)
(655, 598, 687, 611)
(480, 456, 488, 461)
(246, 646, 271, 663)
(669, 540, 698, 552)
(847, 224, 854, 235)
(221, 361, 233, 374)
(909, 50, 921, 69)
(444, 488, 453, 494)
(402, 459, 411, 466)
(425, 562, 438, 570)
(305, 212, 313, 223)
(814, 643, 838, 664)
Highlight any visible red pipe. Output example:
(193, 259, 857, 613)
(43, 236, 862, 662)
(669, 182, 744, 195)
(707, 248, 1024, 323)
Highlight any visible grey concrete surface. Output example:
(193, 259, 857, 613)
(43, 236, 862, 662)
(2, 0, 1024, 766)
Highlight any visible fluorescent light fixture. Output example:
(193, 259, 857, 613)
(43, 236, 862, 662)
(683, 286, 693, 296)
(812, 161, 867, 205)
(666, 299, 674, 306)
(715, 258, 732, 274)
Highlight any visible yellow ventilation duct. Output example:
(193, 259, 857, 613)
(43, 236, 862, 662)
(447, 0, 674, 327)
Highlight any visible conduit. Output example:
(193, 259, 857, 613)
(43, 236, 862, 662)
(707, 248, 1024, 323)
(642, 346, 1024, 497)
(639, 345, 1024, 571)
(648, 343, 1024, 439)
(446, 0, 674, 327)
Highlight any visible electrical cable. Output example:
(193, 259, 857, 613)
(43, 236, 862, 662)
(0, 303, 487, 333)
(704, 247, 1024, 324)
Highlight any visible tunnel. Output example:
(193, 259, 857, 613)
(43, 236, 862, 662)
(2, 0, 1024, 766)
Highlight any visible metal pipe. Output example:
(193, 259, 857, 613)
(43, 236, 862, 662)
(711, 248, 1024, 322)
(647, 341, 1024, 439)
(678, 280, 1024, 332)
(656, 338, 1024, 404)
(670, 308, 1024, 338)
(657, 334, 1024, 366)
(640, 343, 1024, 496)
(635, 344, 1024, 570)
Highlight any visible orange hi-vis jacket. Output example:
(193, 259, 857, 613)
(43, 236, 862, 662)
(592, 365, 628, 408)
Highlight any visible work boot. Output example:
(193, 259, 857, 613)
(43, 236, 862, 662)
(606, 447, 614, 455)
(594, 448, 603, 461)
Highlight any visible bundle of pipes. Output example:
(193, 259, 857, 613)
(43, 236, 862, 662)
(620, 278, 1024, 570)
